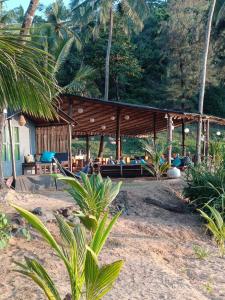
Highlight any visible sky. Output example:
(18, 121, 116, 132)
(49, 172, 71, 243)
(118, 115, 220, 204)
(6, 0, 70, 10)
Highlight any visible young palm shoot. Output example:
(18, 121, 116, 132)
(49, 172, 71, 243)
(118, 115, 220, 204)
(56, 173, 122, 232)
(12, 204, 123, 300)
(199, 205, 225, 257)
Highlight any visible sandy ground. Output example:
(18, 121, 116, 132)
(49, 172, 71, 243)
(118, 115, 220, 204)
(1, 178, 225, 300)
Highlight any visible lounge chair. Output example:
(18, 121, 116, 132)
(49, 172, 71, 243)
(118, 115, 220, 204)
(53, 158, 80, 190)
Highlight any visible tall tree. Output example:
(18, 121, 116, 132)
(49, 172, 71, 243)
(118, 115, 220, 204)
(196, 0, 217, 164)
(71, 0, 148, 100)
(20, 0, 40, 36)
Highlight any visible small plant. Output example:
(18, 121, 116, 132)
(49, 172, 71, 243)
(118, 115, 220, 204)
(142, 139, 169, 180)
(12, 204, 123, 300)
(203, 279, 213, 294)
(199, 205, 225, 257)
(193, 245, 209, 260)
(0, 212, 11, 249)
(56, 173, 122, 232)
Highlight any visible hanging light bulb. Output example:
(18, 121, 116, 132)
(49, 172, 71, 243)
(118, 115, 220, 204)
(171, 125, 175, 131)
(124, 115, 130, 120)
(110, 116, 116, 121)
(184, 128, 190, 134)
(78, 108, 84, 114)
(90, 118, 95, 123)
(18, 114, 26, 126)
(216, 131, 221, 136)
(101, 125, 106, 130)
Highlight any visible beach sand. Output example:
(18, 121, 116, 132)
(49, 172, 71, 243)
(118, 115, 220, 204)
(0, 178, 225, 300)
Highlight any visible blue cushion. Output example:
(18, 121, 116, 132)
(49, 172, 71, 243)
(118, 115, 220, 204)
(41, 151, 55, 163)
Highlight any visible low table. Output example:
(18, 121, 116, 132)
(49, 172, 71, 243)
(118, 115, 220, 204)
(22, 162, 57, 175)
(22, 162, 38, 175)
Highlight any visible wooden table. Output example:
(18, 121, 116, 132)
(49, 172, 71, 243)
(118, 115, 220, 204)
(22, 162, 57, 175)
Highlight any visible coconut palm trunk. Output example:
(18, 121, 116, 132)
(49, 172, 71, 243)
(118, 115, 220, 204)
(104, 5, 113, 101)
(196, 0, 217, 164)
(20, 0, 40, 36)
(0, 111, 5, 188)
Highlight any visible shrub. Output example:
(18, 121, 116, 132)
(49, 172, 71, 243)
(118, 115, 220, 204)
(0, 212, 11, 249)
(142, 139, 169, 180)
(184, 165, 225, 214)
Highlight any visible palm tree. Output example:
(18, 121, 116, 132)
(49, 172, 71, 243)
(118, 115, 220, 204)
(20, 0, 40, 36)
(196, 0, 217, 164)
(0, 38, 59, 186)
(71, 0, 148, 101)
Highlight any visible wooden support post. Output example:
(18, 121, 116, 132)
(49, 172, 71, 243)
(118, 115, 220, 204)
(205, 119, 210, 160)
(153, 113, 157, 145)
(86, 135, 90, 163)
(68, 124, 72, 171)
(8, 119, 16, 181)
(120, 136, 123, 158)
(181, 120, 185, 156)
(167, 115, 173, 165)
(98, 135, 104, 158)
(116, 108, 121, 160)
(202, 121, 206, 158)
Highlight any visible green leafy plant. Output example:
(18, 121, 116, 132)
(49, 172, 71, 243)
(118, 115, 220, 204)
(193, 245, 209, 260)
(142, 139, 169, 180)
(199, 205, 225, 257)
(12, 204, 123, 300)
(0, 212, 11, 249)
(184, 164, 225, 214)
(56, 173, 122, 232)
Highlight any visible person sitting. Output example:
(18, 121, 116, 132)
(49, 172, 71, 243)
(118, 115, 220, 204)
(183, 152, 193, 166)
(159, 154, 166, 165)
(140, 158, 147, 165)
(78, 159, 92, 175)
(107, 156, 115, 165)
(119, 157, 126, 165)
(172, 153, 182, 168)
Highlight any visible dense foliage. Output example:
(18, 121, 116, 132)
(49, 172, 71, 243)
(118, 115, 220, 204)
(3, 0, 225, 116)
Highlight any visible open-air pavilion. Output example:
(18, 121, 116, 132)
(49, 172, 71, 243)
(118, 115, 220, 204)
(59, 94, 225, 165)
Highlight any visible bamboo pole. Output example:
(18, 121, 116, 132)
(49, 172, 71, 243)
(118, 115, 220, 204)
(98, 135, 104, 158)
(86, 135, 90, 163)
(68, 124, 72, 171)
(205, 119, 210, 160)
(153, 113, 157, 146)
(116, 109, 121, 160)
(167, 115, 173, 165)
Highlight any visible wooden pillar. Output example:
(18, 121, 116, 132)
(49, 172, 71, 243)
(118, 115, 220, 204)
(181, 120, 185, 156)
(98, 135, 104, 158)
(205, 119, 210, 160)
(116, 108, 121, 160)
(167, 115, 173, 165)
(153, 113, 157, 145)
(120, 136, 123, 158)
(202, 121, 206, 158)
(8, 119, 16, 180)
(68, 124, 72, 171)
(86, 135, 90, 163)
(68, 98, 73, 117)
